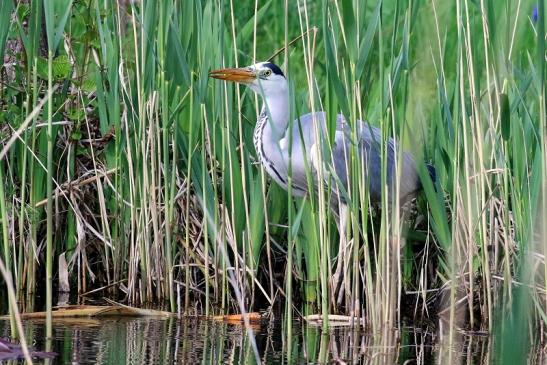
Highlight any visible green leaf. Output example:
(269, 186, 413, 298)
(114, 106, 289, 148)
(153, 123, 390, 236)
(15, 4, 29, 24)
(236, 0, 272, 45)
(341, 0, 358, 62)
(52, 54, 71, 79)
(43, 0, 74, 52)
(36, 55, 71, 80)
(67, 107, 85, 121)
(249, 176, 266, 267)
(500, 93, 510, 141)
(324, 33, 350, 119)
(0, 0, 14, 58)
(356, 0, 382, 80)
(70, 130, 82, 141)
(81, 77, 97, 93)
(37, 57, 49, 79)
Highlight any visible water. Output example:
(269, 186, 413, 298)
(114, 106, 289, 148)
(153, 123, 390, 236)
(2, 315, 538, 364)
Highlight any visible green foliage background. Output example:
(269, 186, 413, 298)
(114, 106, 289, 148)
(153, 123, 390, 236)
(0, 3, 545, 359)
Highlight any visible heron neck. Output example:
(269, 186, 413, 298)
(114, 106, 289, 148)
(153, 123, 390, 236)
(259, 92, 290, 144)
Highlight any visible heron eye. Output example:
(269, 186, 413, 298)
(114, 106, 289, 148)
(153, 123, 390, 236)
(263, 70, 272, 77)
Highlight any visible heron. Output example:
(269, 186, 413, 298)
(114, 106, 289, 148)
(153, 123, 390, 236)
(209, 61, 434, 214)
(210, 61, 435, 302)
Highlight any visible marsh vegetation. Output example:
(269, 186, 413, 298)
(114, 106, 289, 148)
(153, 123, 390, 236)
(0, 0, 545, 363)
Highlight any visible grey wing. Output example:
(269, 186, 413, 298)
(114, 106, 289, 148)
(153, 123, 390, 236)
(292, 112, 420, 205)
(318, 114, 420, 205)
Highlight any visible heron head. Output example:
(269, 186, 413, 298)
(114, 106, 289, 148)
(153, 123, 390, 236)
(210, 62, 287, 96)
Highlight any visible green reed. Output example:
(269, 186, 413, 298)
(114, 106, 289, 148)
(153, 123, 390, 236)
(0, 2, 545, 362)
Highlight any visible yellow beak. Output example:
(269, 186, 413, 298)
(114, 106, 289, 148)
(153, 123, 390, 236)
(209, 67, 256, 83)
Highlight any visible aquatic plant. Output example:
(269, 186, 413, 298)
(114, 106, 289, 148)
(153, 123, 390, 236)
(0, 1, 544, 362)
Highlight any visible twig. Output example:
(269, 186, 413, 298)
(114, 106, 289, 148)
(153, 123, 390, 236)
(0, 84, 59, 160)
(266, 26, 319, 62)
(0, 257, 33, 365)
(35, 168, 117, 208)
(80, 278, 127, 296)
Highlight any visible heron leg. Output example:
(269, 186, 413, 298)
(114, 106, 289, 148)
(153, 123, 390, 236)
(331, 203, 349, 305)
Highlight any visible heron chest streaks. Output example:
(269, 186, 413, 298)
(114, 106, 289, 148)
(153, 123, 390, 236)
(253, 111, 286, 185)
(253, 110, 306, 195)
(253, 111, 268, 165)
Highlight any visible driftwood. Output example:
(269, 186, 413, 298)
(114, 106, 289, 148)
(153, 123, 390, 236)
(0, 304, 173, 320)
(304, 314, 367, 327)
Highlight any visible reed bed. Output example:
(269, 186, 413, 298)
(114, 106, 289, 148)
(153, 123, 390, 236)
(0, 0, 545, 358)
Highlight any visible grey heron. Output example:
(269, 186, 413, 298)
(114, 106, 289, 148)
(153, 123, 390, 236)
(209, 61, 434, 216)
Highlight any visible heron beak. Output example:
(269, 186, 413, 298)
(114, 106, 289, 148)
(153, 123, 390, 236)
(209, 67, 256, 84)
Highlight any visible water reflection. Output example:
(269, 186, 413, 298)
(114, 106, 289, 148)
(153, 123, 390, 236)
(0, 316, 542, 364)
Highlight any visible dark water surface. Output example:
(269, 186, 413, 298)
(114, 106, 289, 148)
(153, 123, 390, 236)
(0, 316, 543, 364)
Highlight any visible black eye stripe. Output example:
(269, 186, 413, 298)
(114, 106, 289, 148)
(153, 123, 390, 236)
(262, 62, 285, 77)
